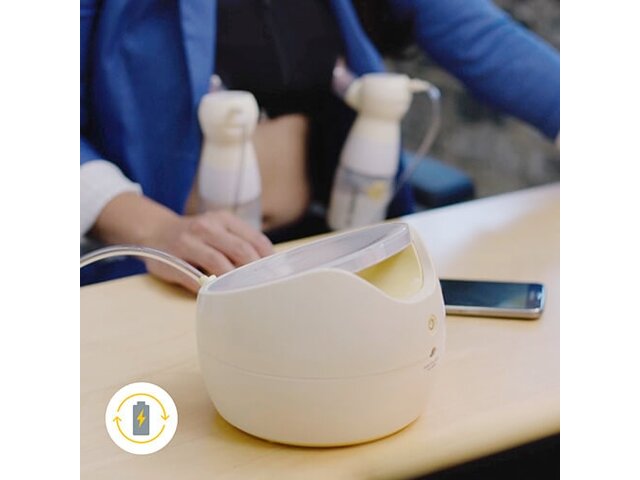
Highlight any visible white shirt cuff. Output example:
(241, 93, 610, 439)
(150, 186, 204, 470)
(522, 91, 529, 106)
(80, 160, 142, 237)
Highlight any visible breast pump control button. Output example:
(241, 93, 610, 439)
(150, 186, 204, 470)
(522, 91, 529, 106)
(428, 315, 438, 334)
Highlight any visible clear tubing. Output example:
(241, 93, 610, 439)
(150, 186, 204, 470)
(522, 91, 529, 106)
(233, 120, 248, 215)
(393, 81, 442, 200)
(80, 245, 210, 287)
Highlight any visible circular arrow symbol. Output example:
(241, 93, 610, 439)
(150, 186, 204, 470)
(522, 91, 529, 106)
(105, 382, 178, 455)
(116, 392, 170, 421)
(113, 417, 166, 444)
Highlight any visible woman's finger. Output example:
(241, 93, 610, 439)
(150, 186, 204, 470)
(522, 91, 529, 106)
(193, 213, 261, 266)
(208, 229, 261, 266)
(181, 233, 235, 276)
(216, 210, 274, 257)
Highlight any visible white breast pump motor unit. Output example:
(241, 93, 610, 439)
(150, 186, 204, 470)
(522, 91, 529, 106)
(197, 78, 262, 229)
(328, 71, 441, 230)
(80, 223, 446, 447)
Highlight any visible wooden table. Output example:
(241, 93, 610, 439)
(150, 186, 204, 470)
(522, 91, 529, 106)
(81, 184, 559, 479)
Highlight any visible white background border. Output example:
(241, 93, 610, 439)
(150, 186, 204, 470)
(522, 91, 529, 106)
(0, 1, 78, 477)
(1, 1, 639, 477)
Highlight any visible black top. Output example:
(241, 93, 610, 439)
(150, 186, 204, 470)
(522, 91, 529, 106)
(215, 0, 343, 117)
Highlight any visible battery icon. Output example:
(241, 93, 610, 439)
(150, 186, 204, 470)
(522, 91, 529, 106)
(132, 401, 150, 436)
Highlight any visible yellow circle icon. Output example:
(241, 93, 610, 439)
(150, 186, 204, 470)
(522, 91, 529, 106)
(105, 382, 178, 455)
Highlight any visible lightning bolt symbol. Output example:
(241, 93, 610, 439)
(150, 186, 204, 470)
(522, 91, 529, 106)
(137, 408, 146, 428)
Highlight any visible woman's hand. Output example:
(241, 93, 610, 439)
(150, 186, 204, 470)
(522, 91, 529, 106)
(145, 209, 273, 292)
(91, 192, 273, 293)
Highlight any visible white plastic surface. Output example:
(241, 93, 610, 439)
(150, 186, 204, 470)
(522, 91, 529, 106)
(327, 166, 394, 230)
(196, 225, 446, 446)
(197, 89, 262, 224)
(340, 73, 413, 176)
(327, 74, 416, 231)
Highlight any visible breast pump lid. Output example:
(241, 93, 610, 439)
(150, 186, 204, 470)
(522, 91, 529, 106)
(205, 223, 411, 293)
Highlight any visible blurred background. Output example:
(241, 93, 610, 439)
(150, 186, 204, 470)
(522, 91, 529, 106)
(387, 0, 560, 201)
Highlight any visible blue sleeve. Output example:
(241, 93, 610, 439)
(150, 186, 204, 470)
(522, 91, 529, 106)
(391, 0, 560, 139)
(80, 0, 104, 164)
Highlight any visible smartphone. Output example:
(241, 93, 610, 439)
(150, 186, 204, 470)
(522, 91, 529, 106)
(439, 279, 545, 319)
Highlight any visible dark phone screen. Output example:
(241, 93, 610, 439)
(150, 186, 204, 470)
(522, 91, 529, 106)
(440, 280, 543, 309)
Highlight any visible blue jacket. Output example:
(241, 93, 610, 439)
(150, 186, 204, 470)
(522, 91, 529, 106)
(80, 0, 559, 283)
